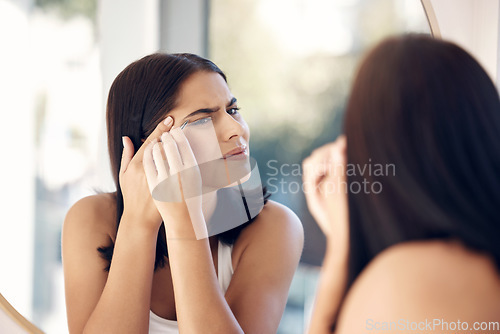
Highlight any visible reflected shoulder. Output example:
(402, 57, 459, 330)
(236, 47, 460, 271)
(336, 240, 500, 332)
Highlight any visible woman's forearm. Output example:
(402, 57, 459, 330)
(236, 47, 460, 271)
(307, 243, 348, 334)
(165, 214, 243, 334)
(83, 217, 158, 334)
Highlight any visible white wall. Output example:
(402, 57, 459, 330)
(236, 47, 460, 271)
(96, 0, 161, 190)
(160, 0, 208, 56)
(96, 0, 208, 190)
(426, 0, 500, 87)
(498, 2, 500, 87)
(0, 0, 35, 319)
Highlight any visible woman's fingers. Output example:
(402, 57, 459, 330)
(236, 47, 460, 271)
(143, 124, 196, 195)
(160, 131, 183, 175)
(337, 135, 347, 155)
(329, 136, 347, 186)
(170, 128, 197, 169)
(302, 135, 348, 233)
(143, 140, 159, 191)
(120, 136, 135, 175)
(330, 135, 346, 165)
(145, 128, 200, 202)
(137, 116, 174, 160)
(151, 142, 168, 180)
(302, 157, 315, 193)
(303, 155, 329, 194)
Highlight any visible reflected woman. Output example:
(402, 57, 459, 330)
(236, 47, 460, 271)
(62, 53, 303, 333)
(304, 35, 500, 333)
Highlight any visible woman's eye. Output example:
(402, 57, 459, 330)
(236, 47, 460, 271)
(190, 117, 212, 127)
(227, 107, 240, 115)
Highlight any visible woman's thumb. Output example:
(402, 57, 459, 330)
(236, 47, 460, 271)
(120, 136, 135, 174)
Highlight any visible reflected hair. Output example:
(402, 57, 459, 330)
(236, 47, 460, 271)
(99, 53, 269, 271)
(339, 34, 500, 326)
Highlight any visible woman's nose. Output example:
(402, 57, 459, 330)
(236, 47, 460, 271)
(218, 112, 245, 141)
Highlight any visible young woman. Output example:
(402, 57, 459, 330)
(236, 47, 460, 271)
(304, 35, 500, 333)
(62, 53, 304, 333)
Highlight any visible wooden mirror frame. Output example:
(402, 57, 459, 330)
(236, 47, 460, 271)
(0, 293, 44, 334)
(421, 0, 442, 37)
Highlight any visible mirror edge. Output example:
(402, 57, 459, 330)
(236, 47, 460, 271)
(420, 0, 442, 38)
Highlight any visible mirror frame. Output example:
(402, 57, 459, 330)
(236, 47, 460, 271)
(421, 0, 442, 37)
(0, 293, 44, 334)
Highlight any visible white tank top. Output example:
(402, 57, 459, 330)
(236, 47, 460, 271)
(148, 240, 234, 334)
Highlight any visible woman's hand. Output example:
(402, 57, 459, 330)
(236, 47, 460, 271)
(303, 135, 348, 254)
(304, 136, 349, 334)
(143, 127, 207, 239)
(119, 116, 174, 232)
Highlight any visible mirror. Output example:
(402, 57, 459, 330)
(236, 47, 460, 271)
(0, 0, 432, 332)
(209, 0, 431, 332)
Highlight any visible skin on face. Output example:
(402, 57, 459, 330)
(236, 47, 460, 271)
(167, 71, 250, 158)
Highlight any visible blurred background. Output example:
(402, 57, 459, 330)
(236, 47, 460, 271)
(0, 0, 431, 332)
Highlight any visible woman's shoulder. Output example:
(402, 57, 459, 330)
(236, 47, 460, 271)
(361, 240, 500, 295)
(231, 200, 304, 267)
(63, 192, 117, 241)
(337, 240, 500, 332)
(243, 199, 303, 240)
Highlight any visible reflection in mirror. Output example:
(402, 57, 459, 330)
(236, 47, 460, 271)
(0, 0, 431, 332)
(210, 0, 431, 332)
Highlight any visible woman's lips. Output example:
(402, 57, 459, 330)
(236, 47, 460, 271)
(223, 146, 248, 159)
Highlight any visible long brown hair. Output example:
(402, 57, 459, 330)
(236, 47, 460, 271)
(340, 34, 500, 324)
(100, 53, 268, 270)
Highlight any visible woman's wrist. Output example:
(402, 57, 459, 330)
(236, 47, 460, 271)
(163, 214, 201, 240)
(162, 209, 207, 240)
(324, 239, 349, 269)
(120, 210, 161, 235)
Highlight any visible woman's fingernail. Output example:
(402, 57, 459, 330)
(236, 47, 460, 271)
(122, 136, 126, 148)
(164, 116, 173, 126)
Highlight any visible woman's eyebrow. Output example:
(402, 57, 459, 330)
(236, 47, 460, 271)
(181, 97, 238, 122)
(227, 97, 237, 107)
(182, 107, 219, 121)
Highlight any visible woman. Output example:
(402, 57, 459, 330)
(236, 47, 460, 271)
(62, 53, 303, 333)
(304, 35, 500, 333)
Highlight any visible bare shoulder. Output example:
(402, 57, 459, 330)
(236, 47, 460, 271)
(258, 200, 302, 228)
(62, 192, 117, 281)
(63, 192, 117, 244)
(232, 200, 304, 268)
(62, 193, 119, 332)
(337, 240, 500, 333)
(237, 200, 303, 246)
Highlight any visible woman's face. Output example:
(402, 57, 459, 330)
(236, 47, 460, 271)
(167, 70, 250, 161)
